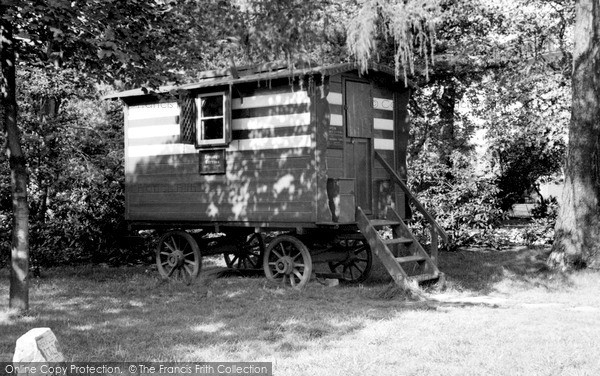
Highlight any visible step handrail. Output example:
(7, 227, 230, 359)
(374, 151, 448, 245)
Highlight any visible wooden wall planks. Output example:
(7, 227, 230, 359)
(125, 81, 317, 225)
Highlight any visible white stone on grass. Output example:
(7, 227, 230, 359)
(12, 328, 64, 375)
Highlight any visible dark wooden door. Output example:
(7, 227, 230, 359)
(345, 138, 372, 213)
(344, 80, 373, 213)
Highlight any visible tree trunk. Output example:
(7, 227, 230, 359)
(437, 79, 456, 167)
(1, 12, 30, 310)
(548, 0, 600, 270)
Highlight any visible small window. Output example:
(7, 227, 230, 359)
(196, 91, 230, 147)
(180, 95, 196, 144)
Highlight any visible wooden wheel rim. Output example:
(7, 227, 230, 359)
(263, 235, 312, 289)
(224, 233, 265, 270)
(156, 230, 201, 281)
(328, 237, 372, 283)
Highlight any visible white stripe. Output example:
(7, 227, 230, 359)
(374, 139, 394, 150)
(230, 135, 313, 151)
(128, 103, 179, 120)
(128, 135, 313, 156)
(373, 97, 394, 111)
(232, 113, 311, 130)
(232, 92, 310, 109)
(330, 114, 343, 126)
(129, 124, 180, 139)
(374, 118, 393, 131)
(127, 143, 196, 158)
(327, 92, 342, 105)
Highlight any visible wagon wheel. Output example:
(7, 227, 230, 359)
(263, 235, 312, 289)
(328, 235, 372, 283)
(156, 230, 201, 282)
(224, 233, 265, 270)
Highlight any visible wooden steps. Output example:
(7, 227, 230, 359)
(369, 219, 402, 227)
(356, 206, 441, 287)
(384, 237, 413, 245)
(373, 151, 448, 267)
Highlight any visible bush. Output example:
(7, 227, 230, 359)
(523, 199, 558, 246)
(0, 67, 145, 269)
(408, 152, 506, 250)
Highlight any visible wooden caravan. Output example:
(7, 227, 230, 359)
(106, 62, 447, 289)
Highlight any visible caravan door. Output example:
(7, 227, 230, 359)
(344, 79, 373, 214)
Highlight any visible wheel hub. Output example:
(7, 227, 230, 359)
(167, 250, 184, 267)
(275, 256, 294, 274)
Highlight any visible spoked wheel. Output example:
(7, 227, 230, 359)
(224, 233, 265, 270)
(328, 235, 372, 283)
(263, 235, 312, 289)
(156, 230, 201, 282)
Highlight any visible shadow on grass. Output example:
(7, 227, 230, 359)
(0, 259, 431, 362)
(436, 246, 571, 294)
(0, 246, 571, 361)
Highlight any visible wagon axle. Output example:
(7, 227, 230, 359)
(167, 250, 185, 268)
(274, 257, 294, 274)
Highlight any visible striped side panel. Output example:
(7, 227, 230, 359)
(373, 95, 394, 150)
(231, 90, 313, 151)
(126, 102, 188, 159)
(124, 90, 317, 224)
(372, 88, 396, 180)
(327, 91, 343, 127)
(326, 84, 344, 178)
(327, 85, 395, 151)
(126, 90, 314, 158)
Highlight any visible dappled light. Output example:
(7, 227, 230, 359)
(192, 322, 226, 334)
(125, 82, 318, 225)
(273, 174, 295, 195)
(2, 254, 600, 374)
(439, 246, 568, 294)
(0, 265, 424, 362)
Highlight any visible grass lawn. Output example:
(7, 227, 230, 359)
(2, 246, 600, 375)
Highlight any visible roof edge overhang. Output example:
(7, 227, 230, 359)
(102, 62, 412, 100)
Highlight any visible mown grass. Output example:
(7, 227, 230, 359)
(2, 247, 600, 375)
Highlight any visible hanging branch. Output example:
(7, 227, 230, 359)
(346, 0, 440, 82)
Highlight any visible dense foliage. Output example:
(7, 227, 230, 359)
(0, 68, 154, 269)
(402, 0, 572, 250)
(408, 152, 505, 249)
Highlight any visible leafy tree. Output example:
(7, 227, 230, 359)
(233, 0, 335, 63)
(1, 0, 230, 311)
(480, 66, 569, 210)
(383, 0, 572, 253)
(408, 151, 504, 249)
(345, 0, 439, 79)
(1, 68, 131, 268)
(1, 6, 27, 311)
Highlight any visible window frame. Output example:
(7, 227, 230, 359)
(195, 89, 231, 148)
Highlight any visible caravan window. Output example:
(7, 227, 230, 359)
(195, 91, 231, 147)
